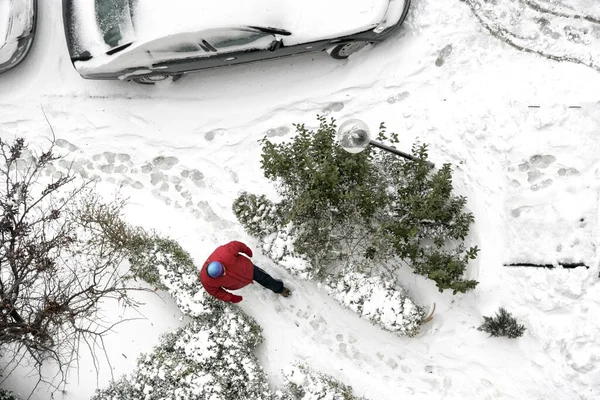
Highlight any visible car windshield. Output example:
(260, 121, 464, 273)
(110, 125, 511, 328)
(94, 0, 135, 48)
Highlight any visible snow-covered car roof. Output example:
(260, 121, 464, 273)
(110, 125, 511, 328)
(67, 0, 397, 72)
(132, 0, 388, 44)
(0, 0, 36, 73)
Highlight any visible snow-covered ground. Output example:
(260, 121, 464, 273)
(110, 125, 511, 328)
(1, 0, 600, 399)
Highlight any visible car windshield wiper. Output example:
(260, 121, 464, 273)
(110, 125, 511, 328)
(248, 26, 291, 36)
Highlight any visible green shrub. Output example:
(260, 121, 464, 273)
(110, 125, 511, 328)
(93, 308, 269, 400)
(478, 307, 526, 338)
(0, 389, 21, 400)
(278, 363, 368, 400)
(232, 193, 281, 238)
(126, 235, 197, 291)
(94, 234, 269, 400)
(234, 116, 478, 294)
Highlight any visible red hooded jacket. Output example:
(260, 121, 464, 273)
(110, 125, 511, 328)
(199, 241, 254, 302)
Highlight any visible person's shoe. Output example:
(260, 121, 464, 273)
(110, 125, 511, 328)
(280, 287, 291, 297)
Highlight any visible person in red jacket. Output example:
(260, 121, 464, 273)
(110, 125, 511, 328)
(199, 241, 291, 303)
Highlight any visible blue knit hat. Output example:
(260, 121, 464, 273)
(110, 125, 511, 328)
(207, 261, 224, 278)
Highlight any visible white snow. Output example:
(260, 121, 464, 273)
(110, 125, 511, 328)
(2, 0, 600, 399)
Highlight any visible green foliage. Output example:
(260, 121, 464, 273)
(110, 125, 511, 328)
(478, 307, 526, 338)
(94, 232, 269, 400)
(0, 389, 21, 400)
(93, 310, 269, 400)
(232, 192, 281, 238)
(126, 235, 198, 290)
(279, 363, 368, 400)
(235, 116, 479, 293)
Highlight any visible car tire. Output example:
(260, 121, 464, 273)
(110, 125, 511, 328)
(132, 74, 182, 85)
(329, 42, 369, 60)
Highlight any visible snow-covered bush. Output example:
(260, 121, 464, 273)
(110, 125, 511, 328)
(95, 233, 268, 399)
(234, 116, 478, 295)
(127, 235, 217, 317)
(277, 363, 368, 400)
(478, 307, 526, 338)
(92, 308, 270, 400)
(125, 232, 168, 291)
(328, 272, 425, 337)
(0, 389, 21, 400)
(232, 192, 281, 238)
(261, 228, 314, 280)
(253, 220, 427, 336)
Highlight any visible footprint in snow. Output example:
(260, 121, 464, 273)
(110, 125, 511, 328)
(266, 126, 290, 137)
(203, 128, 227, 141)
(435, 44, 453, 67)
(558, 167, 579, 176)
(322, 102, 344, 114)
(387, 91, 410, 104)
(152, 155, 179, 170)
(531, 178, 553, 191)
(55, 138, 78, 151)
(529, 154, 555, 168)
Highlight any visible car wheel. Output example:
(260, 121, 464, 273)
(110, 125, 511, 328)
(132, 74, 182, 85)
(330, 42, 369, 60)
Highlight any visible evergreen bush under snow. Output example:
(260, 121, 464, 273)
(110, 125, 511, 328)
(0, 389, 21, 400)
(93, 235, 270, 399)
(478, 307, 526, 338)
(92, 308, 270, 400)
(96, 226, 370, 399)
(128, 235, 216, 317)
(243, 220, 426, 336)
(277, 363, 368, 400)
(234, 116, 479, 295)
(328, 271, 424, 337)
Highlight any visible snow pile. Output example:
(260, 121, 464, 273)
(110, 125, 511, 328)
(92, 308, 270, 400)
(277, 363, 368, 400)
(327, 271, 425, 337)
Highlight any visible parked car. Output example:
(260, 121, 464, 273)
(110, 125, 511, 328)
(62, 0, 410, 84)
(0, 0, 37, 74)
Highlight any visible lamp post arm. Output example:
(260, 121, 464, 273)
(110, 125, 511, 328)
(369, 140, 435, 169)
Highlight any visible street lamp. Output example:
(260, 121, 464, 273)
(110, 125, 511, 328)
(336, 119, 434, 169)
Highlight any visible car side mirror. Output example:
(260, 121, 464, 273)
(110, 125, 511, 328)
(269, 39, 283, 51)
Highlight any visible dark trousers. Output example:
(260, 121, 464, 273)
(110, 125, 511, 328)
(253, 265, 284, 294)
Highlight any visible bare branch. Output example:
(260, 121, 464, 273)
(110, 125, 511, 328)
(0, 137, 154, 396)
